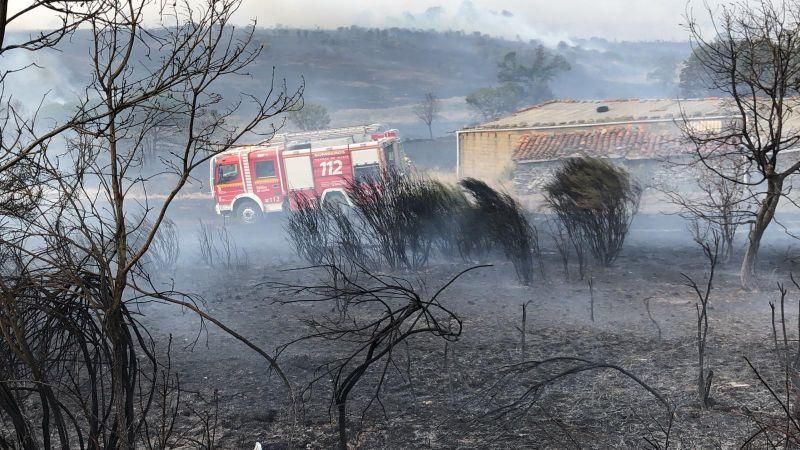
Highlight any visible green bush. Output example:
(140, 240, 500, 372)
(544, 157, 641, 266)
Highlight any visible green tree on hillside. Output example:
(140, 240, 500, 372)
(465, 83, 524, 121)
(496, 47, 570, 103)
(678, 49, 714, 98)
(466, 45, 570, 121)
(289, 102, 331, 131)
(647, 57, 680, 94)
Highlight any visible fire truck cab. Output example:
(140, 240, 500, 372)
(210, 124, 402, 223)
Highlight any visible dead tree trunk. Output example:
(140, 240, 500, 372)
(337, 401, 347, 450)
(741, 176, 782, 289)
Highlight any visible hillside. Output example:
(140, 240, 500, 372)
(6, 27, 691, 139)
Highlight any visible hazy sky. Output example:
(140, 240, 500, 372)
(10, 0, 732, 43)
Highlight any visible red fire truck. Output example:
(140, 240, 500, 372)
(210, 124, 402, 223)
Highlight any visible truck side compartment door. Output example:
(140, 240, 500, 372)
(283, 155, 315, 206)
(249, 152, 282, 211)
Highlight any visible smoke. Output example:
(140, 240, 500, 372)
(388, 2, 571, 46)
(7, 0, 741, 44)
(0, 45, 81, 116)
(237, 0, 733, 43)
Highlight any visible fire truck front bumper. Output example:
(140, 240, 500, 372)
(215, 203, 233, 216)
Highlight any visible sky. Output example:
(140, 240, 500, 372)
(9, 0, 734, 43)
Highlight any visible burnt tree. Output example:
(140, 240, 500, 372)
(683, 0, 800, 288)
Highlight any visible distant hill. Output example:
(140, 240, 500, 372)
(6, 27, 690, 140)
(255, 28, 690, 137)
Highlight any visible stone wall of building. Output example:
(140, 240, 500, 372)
(457, 121, 698, 183)
(511, 158, 695, 195)
(457, 129, 529, 181)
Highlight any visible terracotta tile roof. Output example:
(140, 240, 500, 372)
(513, 125, 691, 162)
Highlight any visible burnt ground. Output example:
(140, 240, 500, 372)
(140, 202, 800, 448)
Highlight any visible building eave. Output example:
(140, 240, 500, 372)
(514, 155, 659, 164)
(459, 115, 737, 135)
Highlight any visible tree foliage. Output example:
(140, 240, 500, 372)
(466, 46, 570, 121)
(496, 48, 570, 102)
(647, 57, 680, 94)
(289, 102, 331, 131)
(465, 83, 524, 121)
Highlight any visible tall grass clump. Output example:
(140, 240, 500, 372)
(284, 170, 538, 285)
(346, 169, 469, 270)
(460, 178, 535, 285)
(285, 193, 333, 264)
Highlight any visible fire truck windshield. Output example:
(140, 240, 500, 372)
(217, 163, 238, 184)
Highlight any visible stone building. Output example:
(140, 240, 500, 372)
(456, 98, 734, 200)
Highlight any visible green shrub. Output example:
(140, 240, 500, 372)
(544, 157, 641, 266)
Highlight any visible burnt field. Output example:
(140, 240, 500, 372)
(142, 204, 800, 448)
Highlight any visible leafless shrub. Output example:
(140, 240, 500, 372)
(0, 159, 44, 221)
(142, 336, 182, 450)
(662, 156, 751, 263)
(131, 216, 180, 272)
(215, 224, 249, 270)
(197, 219, 216, 266)
(545, 157, 641, 267)
(268, 262, 487, 450)
(482, 357, 674, 448)
(0, 242, 173, 449)
(285, 194, 334, 264)
(0, 1, 103, 224)
(740, 271, 800, 446)
(681, 230, 720, 409)
(741, 278, 800, 447)
(180, 390, 221, 450)
(547, 217, 571, 280)
(0, 0, 300, 446)
(195, 220, 248, 270)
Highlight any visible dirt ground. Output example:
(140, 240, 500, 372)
(140, 200, 800, 448)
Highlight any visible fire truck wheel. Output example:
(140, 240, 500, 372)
(234, 200, 261, 225)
